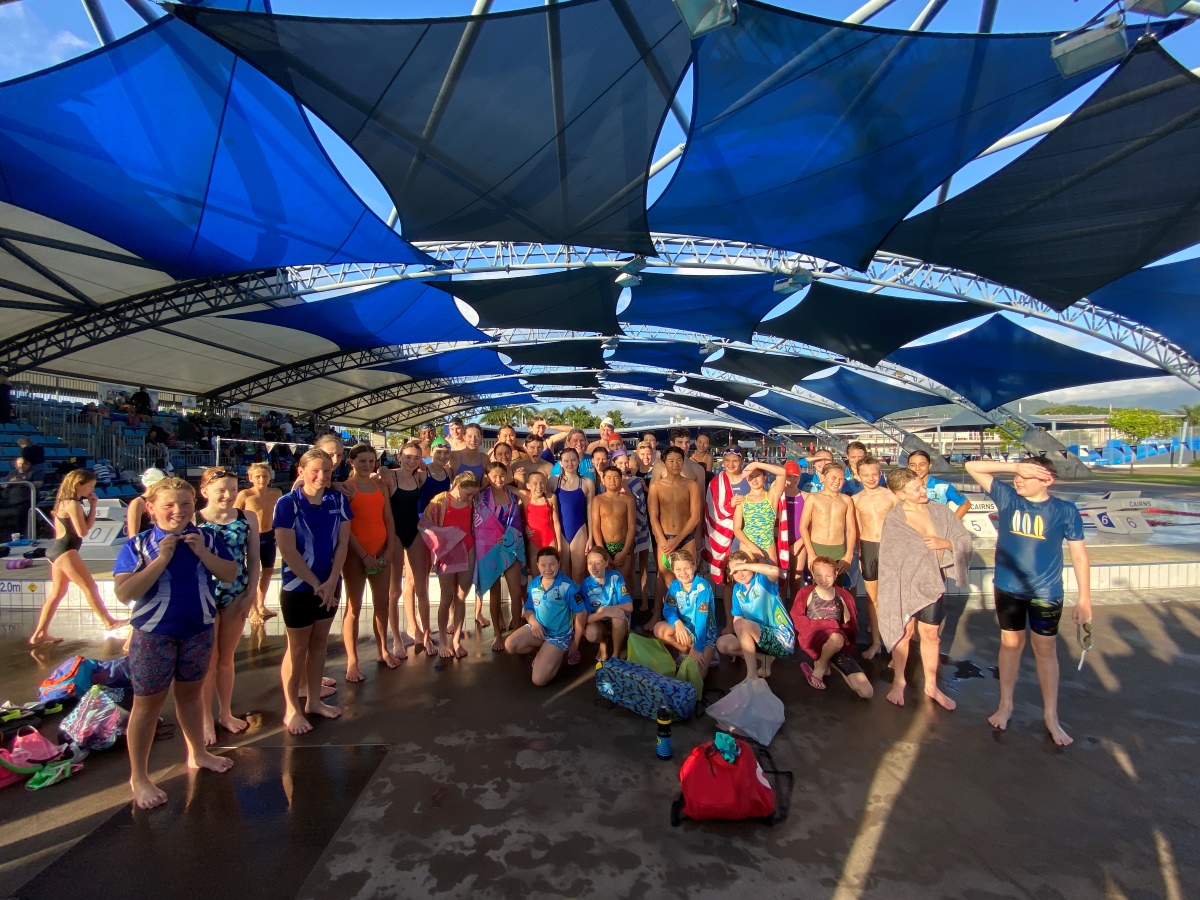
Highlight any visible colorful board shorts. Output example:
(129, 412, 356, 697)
(129, 627, 215, 697)
(528, 623, 572, 651)
(755, 624, 794, 659)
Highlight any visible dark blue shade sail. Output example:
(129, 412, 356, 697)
(660, 392, 724, 414)
(597, 388, 659, 403)
(1089, 259, 1200, 360)
(533, 389, 600, 400)
(443, 377, 529, 399)
(521, 371, 602, 389)
(704, 348, 830, 390)
(175, 0, 691, 254)
(607, 341, 707, 373)
(719, 405, 786, 434)
(759, 282, 985, 366)
(621, 273, 782, 343)
(601, 370, 680, 391)
(679, 376, 765, 405)
(370, 348, 514, 382)
(798, 367, 937, 421)
(432, 270, 621, 334)
(885, 40, 1200, 311)
(502, 342, 606, 369)
(885, 315, 1159, 411)
(751, 391, 838, 428)
(0, 17, 431, 282)
(232, 281, 485, 351)
(649, 1, 1108, 268)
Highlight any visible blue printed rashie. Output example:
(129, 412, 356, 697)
(196, 511, 251, 609)
(581, 570, 630, 613)
(663, 577, 719, 651)
(525, 572, 585, 642)
(114, 525, 233, 638)
(989, 479, 1084, 601)
(273, 488, 352, 590)
(926, 476, 967, 510)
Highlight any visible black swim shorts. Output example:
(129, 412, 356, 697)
(994, 588, 1062, 637)
(914, 595, 945, 627)
(859, 540, 880, 581)
(280, 587, 341, 630)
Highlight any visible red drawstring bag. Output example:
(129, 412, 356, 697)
(673, 737, 779, 823)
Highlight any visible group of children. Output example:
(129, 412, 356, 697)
(24, 419, 1091, 809)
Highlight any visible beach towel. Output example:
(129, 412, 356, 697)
(474, 487, 525, 595)
(776, 493, 790, 572)
(701, 472, 735, 584)
(877, 503, 973, 651)
(418, 521, 470, 575)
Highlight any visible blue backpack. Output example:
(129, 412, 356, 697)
(596, 658, 696, 722)
(38, 656, 98, 702)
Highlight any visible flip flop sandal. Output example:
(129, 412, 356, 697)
(0, 749, 42, 776)
(154, 723, 176, 742)
(567, 650, 581, 666)
(801, 663, 826, 691)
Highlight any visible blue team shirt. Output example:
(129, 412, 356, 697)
(551, 457, 595, 480)
(664, 577, 719, 651)
(114, 525, 232, 638)
(525, 572, 585, 638)
(581, 570, 630, 613)
(926, 476, 967, 510)
(990, 479, 1084, 600)
(731, 572, 779, 626)
(273, 488, 352, 590)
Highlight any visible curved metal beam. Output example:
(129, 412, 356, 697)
(313, 373, 519, 420)
(370, 391, 532, 431)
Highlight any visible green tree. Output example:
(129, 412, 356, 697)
(604, 409, 629, 430)
(1178, 404, 1200, 427)
(1108, 407, 1173, 472)
(1038, 404, 1109, 415)
(560, 405, 599, 429)
(984, 418, 1025, 453)
(479, 406, 533, 427)
(537, 407, 565, 425)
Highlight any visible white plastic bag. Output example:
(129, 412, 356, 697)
(705, 678, 784, 746)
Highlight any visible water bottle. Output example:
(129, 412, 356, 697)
(656, 706, 672, 760)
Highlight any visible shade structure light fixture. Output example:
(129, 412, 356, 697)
(700, 341, 719, 356)
(1051, 10, 1128, 78)
(615, 255, 650, 288)
(672, 0, 738, 38)
(1128, 0, 1190, 15)
(773, 267, 813, 294)
(602, 336, 620, 350)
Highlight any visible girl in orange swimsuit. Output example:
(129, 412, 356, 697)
(342, 444, 397, 681)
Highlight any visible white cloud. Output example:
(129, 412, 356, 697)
(0, 5, 94, 83)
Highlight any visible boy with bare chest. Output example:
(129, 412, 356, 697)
(799, 467, 857, 583)
(591, 467, 636, 586)
(851, 457, 895, 658)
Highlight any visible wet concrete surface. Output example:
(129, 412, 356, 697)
(1, 598, 1198, 899)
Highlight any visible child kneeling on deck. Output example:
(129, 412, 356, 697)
(715, 550, 795, 682)
(652, 549, 718, 678)
(581, 546, 633, 661)
(791, 556, 873, 699)
(505, 547, 585, 685)
(114, 477, 239, 810)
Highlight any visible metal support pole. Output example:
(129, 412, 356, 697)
(845, 0, 902, 25)
(81, 0, 116, 45)
(124, 0, 161, 24)
(214, 435, 221, 468)
(910, 0, 951, 32)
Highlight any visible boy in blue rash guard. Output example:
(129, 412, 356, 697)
(966, 458, 1091, 747)
(114, 477, 238, 810)
(581, 547, 633, 661)
(653, 549, 718, 676)
(505, 547, 586, 686)
(716, 550, 795, 682)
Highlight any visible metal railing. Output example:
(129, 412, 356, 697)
(1, 481, 40, 540)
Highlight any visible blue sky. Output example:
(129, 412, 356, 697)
(3, 0, 1198, 417)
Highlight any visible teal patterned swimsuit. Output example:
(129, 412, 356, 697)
(198, 510, 250, 610)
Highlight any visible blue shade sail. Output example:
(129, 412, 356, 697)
(758, 282, 985, 366)
(719, 405, 787, 434)
(231, 281, 485, 351)
(885, 315, 1159, 411)
(649, 0, 1111, 268)
(597, 388, 658, 403)
(521, 371, 603, 388)
(885, 40, 1200, 311)
(443, 377, 529, 399)
(0, 18, 432, 281)
(432, 270, 621, 334)
(502, 342, 606, 370)
(704, 348, 830, 390)
(532, 389, 600, 400)
(174, 0, 691, 254)
(679, 376, 765, 404)
(370, 348, 514, 382)
(621, 273, 782, 343)
(601, 370, 680, 391)
(1089, 259, 1200, 360)
(660, 392, 725, 414)
(607, 341, 707, 373)
(798, 367, 937, 421)
(751, 391, 839, 428)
